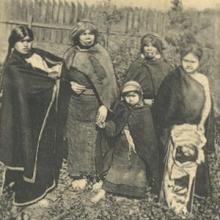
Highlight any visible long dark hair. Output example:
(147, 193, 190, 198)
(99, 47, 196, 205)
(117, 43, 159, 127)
(0, 25, 34, 91)
(180, 44, 203, 61)
(5, 25, 34, 63)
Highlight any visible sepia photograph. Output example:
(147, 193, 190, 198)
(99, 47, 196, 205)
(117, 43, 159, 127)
(0, 0, 220, 219)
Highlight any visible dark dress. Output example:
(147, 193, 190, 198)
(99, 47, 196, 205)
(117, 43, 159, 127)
(154, 67, 215, 214)
(124, 55, 173, 188)
(99, 101, 160, 198)
(63, 44, 118, 179)
(0, 48, 64, 206)
(124, 56, 173, 99)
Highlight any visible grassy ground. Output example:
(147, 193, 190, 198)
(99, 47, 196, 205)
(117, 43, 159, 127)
(0, 147, 220, 220)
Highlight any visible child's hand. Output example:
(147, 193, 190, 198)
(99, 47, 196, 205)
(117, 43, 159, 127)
(144, 99, 154, 106)
(96, 121, 106, 128)
(124, 129, 136, 154)
(128, 142, 136, 154)
(96, 105, 108, 124)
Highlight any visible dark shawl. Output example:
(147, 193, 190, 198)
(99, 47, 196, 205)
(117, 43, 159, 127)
(154, 67, 215, 154)
(97, 101, 160, 186)
(63, 43, 119, 110)
(154, 67, 215, 196)
(124, 56, 173, 99)
(0, 48, 63, 182)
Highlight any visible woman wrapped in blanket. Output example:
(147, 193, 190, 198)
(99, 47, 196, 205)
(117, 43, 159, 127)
(0, 25, 64, 207)
(63, 21, 118, 190)
(154, 45, 215, 216)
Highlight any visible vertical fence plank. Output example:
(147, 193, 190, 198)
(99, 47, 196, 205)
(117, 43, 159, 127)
(133, 7, 139, 33)
(44, 0, 51, 41)
(77, 2, 83, 22)
(63, 0, 72, 44)
(56, 0, 64, 44)
(40, 0, 48, 41)
(88, 4, 95, 20)
(20, 0, 28, 22)
(27, 0, 34, 25)
(32, 0, 40, 41)
(51, 0, 58, 43)
(71, 2, 77, 25)
(128, 7, 133, 34)
(125, 7, 129, 34)
(83, 2, 89, 20)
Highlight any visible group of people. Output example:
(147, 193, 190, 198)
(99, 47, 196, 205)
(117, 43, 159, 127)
(0, 22, 215, 216)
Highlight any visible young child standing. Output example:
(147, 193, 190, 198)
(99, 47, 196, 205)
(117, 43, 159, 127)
(92, 81, 160, 202)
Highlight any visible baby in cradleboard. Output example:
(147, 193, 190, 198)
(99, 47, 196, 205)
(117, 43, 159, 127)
(91, 81, 160, 203)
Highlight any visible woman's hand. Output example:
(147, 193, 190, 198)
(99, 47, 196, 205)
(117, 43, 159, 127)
(70, 81, 86, 94)
(197, 123, 205, 134)
(96, 105, 108, 124)
(96, 121, 106, 129)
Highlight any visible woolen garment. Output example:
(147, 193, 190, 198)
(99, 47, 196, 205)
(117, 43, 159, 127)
(0, 48, 64, 205)
(154, 66, 215, 198)
(124, 55, 173, 99)
(97, 101, 160, 197)
(64, 43, 119, 110)
(63, 43, 119, 178)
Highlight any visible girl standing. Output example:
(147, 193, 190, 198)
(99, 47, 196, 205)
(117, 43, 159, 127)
(91, 81, 160, 202)
(124, 33, 173, 107)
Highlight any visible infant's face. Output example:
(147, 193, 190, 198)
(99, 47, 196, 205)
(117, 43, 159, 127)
(124, 92, 140, 106)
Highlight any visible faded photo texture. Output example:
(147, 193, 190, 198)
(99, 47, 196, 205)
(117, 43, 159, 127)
(0, 0, 220, 219)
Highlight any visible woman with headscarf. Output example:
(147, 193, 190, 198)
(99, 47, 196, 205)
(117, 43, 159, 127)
(154, 45, 215, 216)
(0, 25, 64, 206)
(63, 21, 118, 190)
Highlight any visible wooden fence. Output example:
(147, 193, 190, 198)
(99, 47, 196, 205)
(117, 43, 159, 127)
(0, 0, 169, 45)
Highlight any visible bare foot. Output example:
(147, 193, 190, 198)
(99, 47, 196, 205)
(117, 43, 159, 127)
(90, 189, 106, 203)
(37, 198, 50, 208)
(72, 179, 88, 190)
(17, 212, 30, 220)
(91, 180, 103, 192)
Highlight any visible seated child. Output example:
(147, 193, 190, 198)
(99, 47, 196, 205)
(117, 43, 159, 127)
(91, 81, 160, 202)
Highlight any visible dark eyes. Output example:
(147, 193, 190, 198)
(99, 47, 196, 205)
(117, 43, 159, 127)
(20, 39, 32, 43)
(183, 59, 197, 63)
(82, 33, 94, 36)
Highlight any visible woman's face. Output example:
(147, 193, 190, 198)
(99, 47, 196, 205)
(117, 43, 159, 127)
(143, 43, 159, 59)
(182, 52, 200, 74)
(124, 91, 140, 106)
(79, 29, 95, 47)
(14, 36, 33, 54)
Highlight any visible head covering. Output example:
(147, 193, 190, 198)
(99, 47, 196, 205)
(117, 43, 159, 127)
(121, 81, 143, 96)
(71, 20, 98, 46)
(140, 33, 165, 54)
